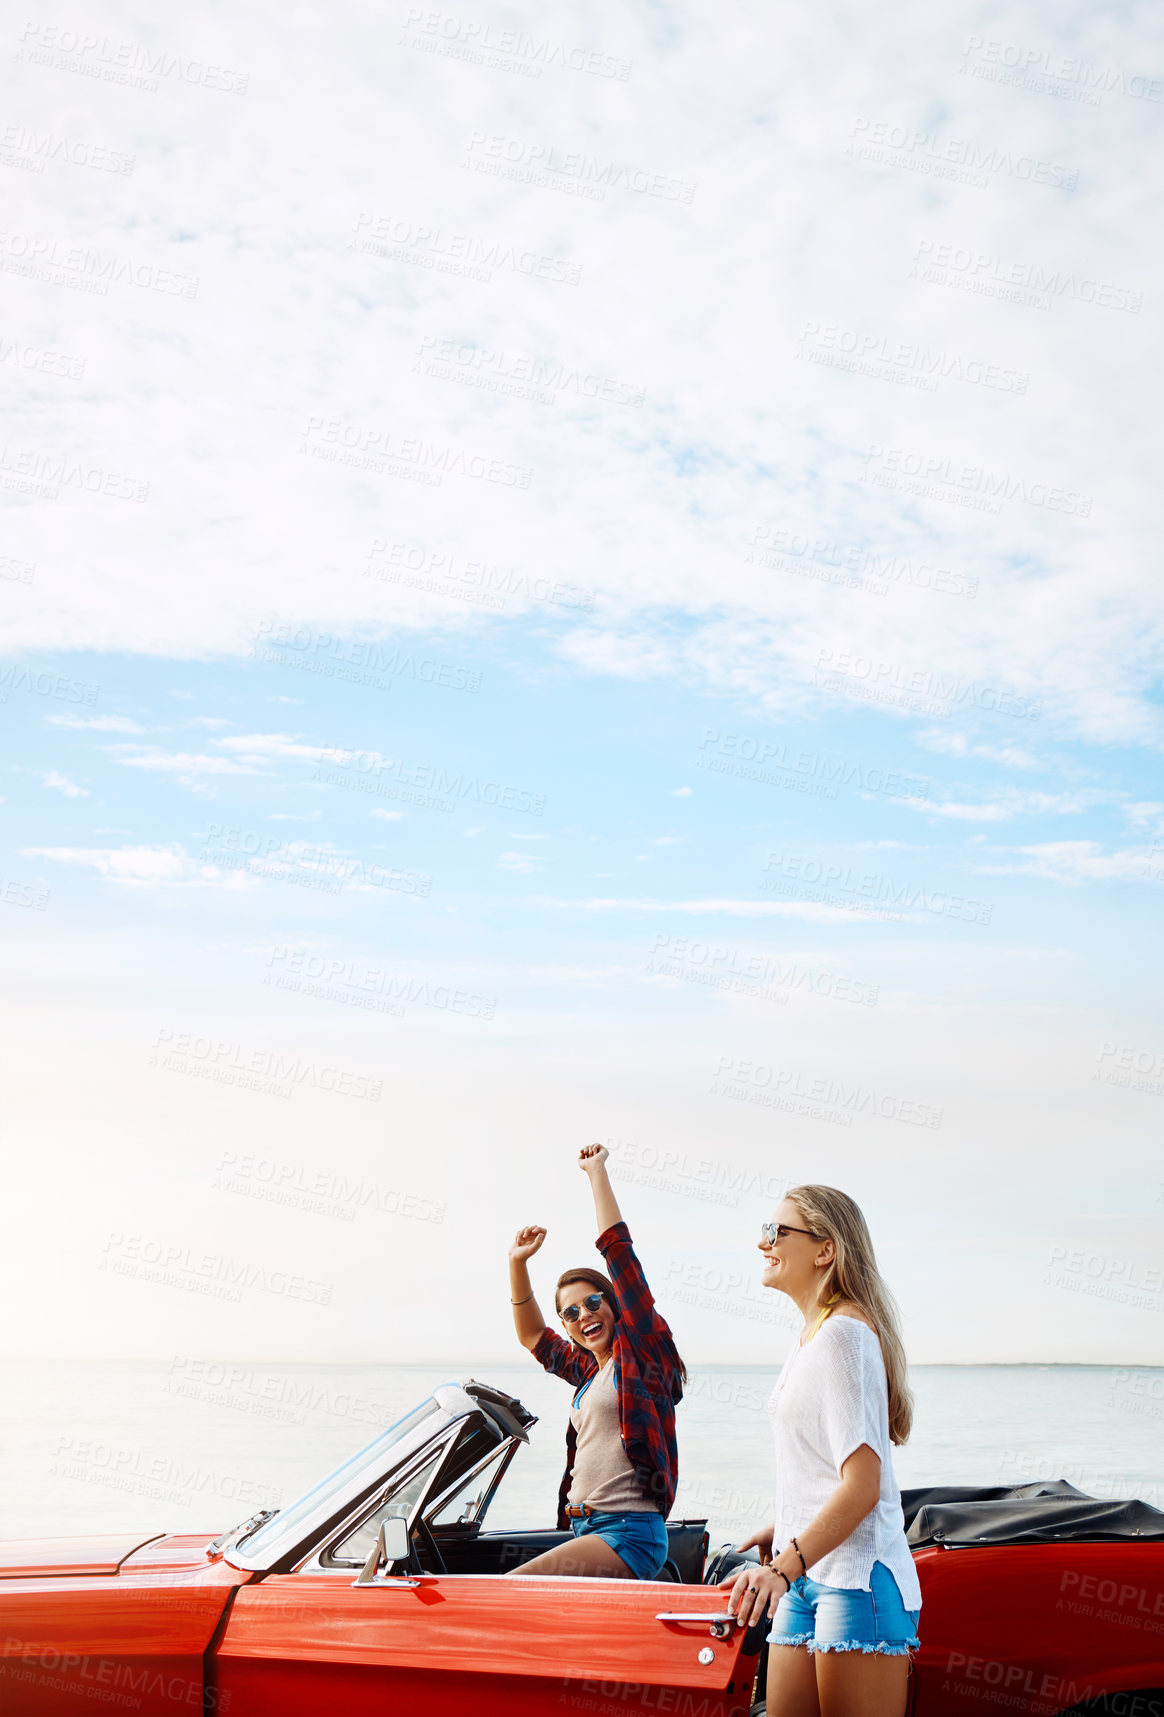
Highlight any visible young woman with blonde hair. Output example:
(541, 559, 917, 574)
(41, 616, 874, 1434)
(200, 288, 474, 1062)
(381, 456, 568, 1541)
(724, 1185, 920, 1717)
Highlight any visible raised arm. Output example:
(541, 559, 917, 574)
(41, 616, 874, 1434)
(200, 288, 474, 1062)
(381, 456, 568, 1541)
(508, 1224, 549, 1350)
(579, 1143, 622, 1233)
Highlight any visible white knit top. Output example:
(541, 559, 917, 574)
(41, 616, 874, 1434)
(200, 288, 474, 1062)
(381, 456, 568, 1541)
(768, 1315, 921, 1609)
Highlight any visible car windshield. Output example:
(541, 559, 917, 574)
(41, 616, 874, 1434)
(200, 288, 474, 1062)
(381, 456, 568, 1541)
(236, 1399, 442, 1561)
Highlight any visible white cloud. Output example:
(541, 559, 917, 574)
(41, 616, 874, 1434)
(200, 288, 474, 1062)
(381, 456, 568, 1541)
(41, 772, 88, 798)
(47, 715, 145, 733)
(21, 844, 202, 885)
(912, 791, 1103, 822)
(371, 809, 405, 822)
(214, 733, 326, 763)
(976, 842, 1158, 884)
(3, 1, 1158, 754)
(542, 897, 879, 923)
(915, 729, 1040, 769)
(498, 851, 544, 874)
(671, 788, 694, 797)
(113, 748, 265, 779)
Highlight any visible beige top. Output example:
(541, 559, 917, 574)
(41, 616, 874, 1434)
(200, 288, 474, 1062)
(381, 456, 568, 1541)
(567, 1359, 654, 1513)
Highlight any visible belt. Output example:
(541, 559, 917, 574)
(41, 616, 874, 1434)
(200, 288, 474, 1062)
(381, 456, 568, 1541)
(565, 1504, 597, 1519)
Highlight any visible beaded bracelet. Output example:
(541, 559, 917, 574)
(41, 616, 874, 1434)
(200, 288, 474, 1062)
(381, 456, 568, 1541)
(790, 1536, 808, 1575)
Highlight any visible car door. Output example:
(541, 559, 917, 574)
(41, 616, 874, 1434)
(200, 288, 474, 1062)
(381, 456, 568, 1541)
(212, 1570, 764, 1717)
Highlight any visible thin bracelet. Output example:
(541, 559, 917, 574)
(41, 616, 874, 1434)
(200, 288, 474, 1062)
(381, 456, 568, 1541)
(511, 1292, 533, 1305)
(775, 1568, 791, 1591)
(790, 1536, 808, 1575)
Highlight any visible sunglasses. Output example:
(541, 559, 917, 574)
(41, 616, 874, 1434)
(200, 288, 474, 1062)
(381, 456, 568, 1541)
(559, 1292, 607, 1324)
(761, 1222, 822, 1245)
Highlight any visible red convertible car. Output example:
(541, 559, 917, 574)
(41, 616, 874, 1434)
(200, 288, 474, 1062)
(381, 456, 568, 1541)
(2, 1378, 1161, 1715)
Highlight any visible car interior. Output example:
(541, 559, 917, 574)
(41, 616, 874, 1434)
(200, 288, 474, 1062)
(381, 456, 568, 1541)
(321, 1380, 756, 1588)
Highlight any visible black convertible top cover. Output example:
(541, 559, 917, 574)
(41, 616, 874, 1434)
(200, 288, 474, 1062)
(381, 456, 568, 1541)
(901, 1480, 1164, 1548)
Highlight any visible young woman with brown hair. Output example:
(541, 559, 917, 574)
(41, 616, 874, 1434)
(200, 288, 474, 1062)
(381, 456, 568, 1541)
(506, 1143, 685, 1580)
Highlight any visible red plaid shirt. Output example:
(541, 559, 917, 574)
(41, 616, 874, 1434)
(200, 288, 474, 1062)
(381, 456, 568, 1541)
(532, 1221, 683, 1529)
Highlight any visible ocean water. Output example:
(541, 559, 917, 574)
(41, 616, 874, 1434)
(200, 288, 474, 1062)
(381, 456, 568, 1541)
(2, 1361, 1160, 1551)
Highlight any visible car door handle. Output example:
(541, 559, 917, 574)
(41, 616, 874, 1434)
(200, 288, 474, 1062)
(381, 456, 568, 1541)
(655, 1612, 740, 1639)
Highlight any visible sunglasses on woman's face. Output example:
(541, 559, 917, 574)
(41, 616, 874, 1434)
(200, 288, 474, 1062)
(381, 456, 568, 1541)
(559, 1292, 606, 1323)
(761, 1222, 821, 1245)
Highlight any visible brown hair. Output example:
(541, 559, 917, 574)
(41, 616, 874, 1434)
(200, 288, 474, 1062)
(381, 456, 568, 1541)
(785, 1184, 914, 1445)
(555, 1267, 619, 1334)
(555, 1266, 688, 1390)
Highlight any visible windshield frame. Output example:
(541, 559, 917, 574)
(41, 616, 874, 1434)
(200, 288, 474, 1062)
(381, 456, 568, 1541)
(221, 1379, 534, 1574)
(224, 1396, 448, 1573)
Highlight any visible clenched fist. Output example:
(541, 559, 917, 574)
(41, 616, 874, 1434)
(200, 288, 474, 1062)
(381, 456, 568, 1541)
(509, 1224, 547, 1262)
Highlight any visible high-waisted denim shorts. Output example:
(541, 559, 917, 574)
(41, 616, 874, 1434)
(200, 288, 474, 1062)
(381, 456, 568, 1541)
(570, 1510, 668, 1580)
(768, 1558, 921, 1655)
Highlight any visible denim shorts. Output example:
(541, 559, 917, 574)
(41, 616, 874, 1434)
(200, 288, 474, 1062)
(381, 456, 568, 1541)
(768, 1559, 921, 1655)
(570, 1510, 668, 1580)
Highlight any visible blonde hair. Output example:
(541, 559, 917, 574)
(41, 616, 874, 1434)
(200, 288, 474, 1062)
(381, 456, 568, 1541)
(786, 1184, 913, 1444)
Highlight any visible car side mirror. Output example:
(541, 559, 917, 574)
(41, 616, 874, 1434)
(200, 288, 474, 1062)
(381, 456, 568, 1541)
(379, 1517, 410, 1564)
(353, 1517, 415, 1587)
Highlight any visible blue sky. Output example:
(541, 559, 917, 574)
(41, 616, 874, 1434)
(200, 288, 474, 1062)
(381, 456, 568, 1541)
(2, 0, 1162, 1364)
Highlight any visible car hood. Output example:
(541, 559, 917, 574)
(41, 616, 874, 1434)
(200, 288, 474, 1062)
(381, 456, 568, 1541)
(0, 1532, 165, 1578)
